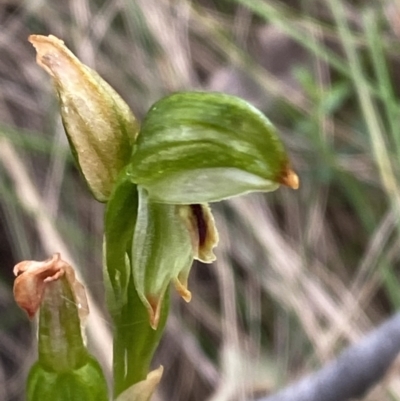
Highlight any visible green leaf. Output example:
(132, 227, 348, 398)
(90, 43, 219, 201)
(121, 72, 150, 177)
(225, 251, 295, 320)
(129, 92, 298, 204)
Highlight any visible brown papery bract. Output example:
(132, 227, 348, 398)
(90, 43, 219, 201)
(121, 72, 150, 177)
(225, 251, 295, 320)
(28, 34, 139, 202)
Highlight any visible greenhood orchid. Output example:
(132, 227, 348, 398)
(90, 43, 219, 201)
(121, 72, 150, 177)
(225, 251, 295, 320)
(28, 34, 299, 398)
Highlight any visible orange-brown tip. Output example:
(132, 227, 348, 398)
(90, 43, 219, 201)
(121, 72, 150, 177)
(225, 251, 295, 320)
(147, 295, 162, 330)
(174, 278, 192, 303)
(280, 168, 299, 190)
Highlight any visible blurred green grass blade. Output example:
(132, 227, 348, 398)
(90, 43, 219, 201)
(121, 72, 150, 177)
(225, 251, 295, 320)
(381, 263, 400, 309)
(328, 0, 400, 312)
(363, 9, 400, 156)
(336, 172, 378, 232)
(327, 0, 399, 206)
(122, 1, 161, 57)
(191, 6, 310, 113)
(231, 0, 355, 78)
(0, 125, 69, 157)
(231, 0, 390, 104)
(0, 175, 32, 259)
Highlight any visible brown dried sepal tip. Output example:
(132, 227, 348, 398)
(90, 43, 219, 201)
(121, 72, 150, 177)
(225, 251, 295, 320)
(146, 294, 163, 330)
(146, 284, 190, 330)
(13, 253, 88, 319)
(173, 278, 192, 303)
(279, 166, 300, 190)
(28, 35, 76, 79)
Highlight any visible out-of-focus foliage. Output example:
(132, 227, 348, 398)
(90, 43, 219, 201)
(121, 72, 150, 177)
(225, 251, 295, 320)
(1, 1, 400, 400)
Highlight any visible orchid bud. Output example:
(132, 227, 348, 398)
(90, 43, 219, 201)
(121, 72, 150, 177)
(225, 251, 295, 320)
(129, 92, 299, 204)
(29, 35, 139, 202)
(13, 254, 108, 401)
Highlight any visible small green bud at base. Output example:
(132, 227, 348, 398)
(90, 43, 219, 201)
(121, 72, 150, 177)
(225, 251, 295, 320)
(13, 255, 108, 400)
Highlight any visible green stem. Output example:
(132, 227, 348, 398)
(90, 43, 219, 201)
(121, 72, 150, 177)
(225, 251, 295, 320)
(112, 278, 170, 398)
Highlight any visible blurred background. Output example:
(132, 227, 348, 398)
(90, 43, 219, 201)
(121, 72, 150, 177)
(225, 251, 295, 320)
(2, 0, 400, 400)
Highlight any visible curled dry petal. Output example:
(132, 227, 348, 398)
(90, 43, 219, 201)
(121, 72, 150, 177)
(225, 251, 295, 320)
(13, 253, 88, 320)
